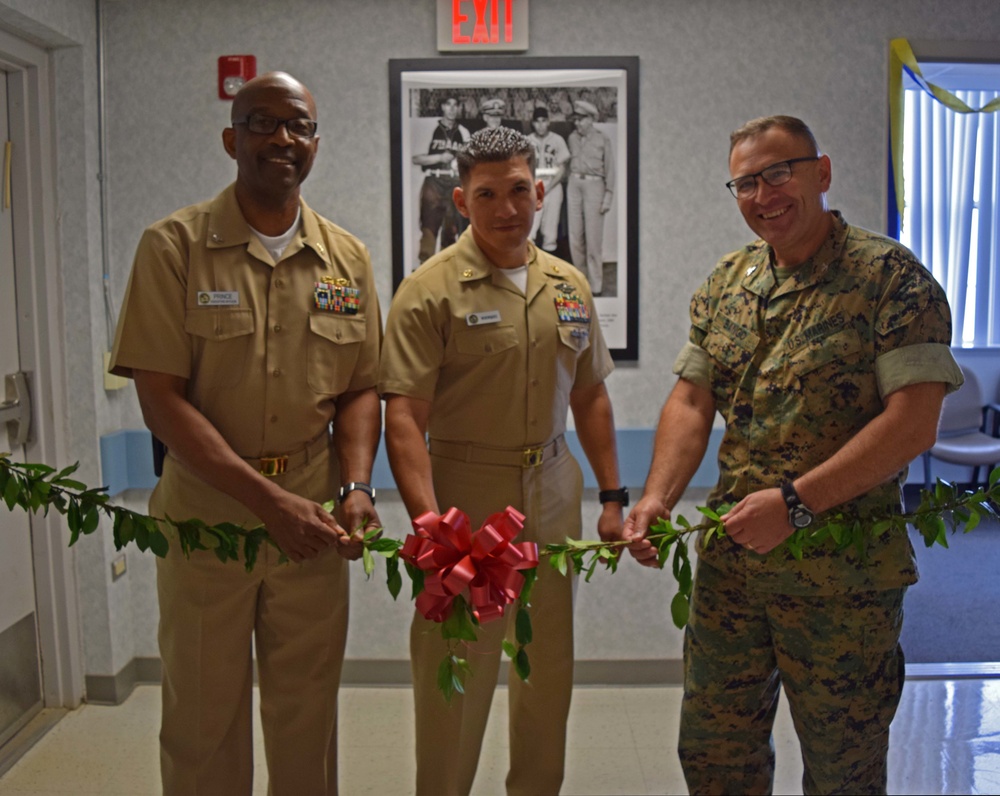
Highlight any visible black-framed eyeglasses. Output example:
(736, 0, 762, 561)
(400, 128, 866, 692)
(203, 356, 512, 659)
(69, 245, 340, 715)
(233, 113, 318, 139)
(725, 157, 820, 199)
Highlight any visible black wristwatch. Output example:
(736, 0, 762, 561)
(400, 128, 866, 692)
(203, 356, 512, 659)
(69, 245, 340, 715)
(338, 482, 376, 505)
(599, 487, 629, 507)
(780, 482, 813, 529)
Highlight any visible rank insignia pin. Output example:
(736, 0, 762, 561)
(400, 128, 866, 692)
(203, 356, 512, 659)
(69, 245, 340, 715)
(555, 282, 575, 295)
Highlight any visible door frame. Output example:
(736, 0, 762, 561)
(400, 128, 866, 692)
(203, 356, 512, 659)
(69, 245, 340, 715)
(0, 28, 84, 710)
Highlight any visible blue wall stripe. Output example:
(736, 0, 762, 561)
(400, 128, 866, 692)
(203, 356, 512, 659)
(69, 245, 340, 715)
(99, 426, 954, 497)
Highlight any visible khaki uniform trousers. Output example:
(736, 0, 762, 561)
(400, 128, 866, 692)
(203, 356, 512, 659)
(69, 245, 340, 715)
(567, 175, 606, 294)
(411, 443, 583, 796)
(679, 559, 906, 795)
(152, 446, 349, 796)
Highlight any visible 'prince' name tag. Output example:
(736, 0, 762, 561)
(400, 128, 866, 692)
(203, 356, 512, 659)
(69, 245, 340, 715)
(466, 310, 501, 326)
(197, 291, 239, 306)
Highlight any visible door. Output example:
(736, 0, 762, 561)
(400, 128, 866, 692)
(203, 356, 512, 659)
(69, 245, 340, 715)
(0, 66, 43, 748)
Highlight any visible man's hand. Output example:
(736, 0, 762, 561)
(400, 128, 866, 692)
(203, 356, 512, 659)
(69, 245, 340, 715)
(721, 488, 794, 555)
(597, 502, 625, 544)
(623, 494, 668, 567)
(256, 491, 344, 563)
(599, 191, 613, 214)
(335, 490, 381, 561)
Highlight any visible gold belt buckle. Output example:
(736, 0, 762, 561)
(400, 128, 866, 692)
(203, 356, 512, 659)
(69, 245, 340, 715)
(522, 447, 544, 468)
(259, 456, 288, 477)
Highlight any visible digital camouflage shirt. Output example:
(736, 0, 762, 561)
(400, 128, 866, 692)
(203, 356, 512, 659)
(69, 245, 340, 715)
(674, 211, 963, 595)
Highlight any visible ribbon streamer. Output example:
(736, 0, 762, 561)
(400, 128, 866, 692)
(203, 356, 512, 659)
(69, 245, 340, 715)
(400, 505, 539, 623)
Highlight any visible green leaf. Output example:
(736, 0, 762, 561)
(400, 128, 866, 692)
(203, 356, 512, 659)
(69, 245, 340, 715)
(989, 466, 1000, 488)
(441, 597, 478, 642)
(386, 558, 403, 600)
(697, 505, 721, 521)
(362, 547, 375, 577)
(149, 530, 170, 558)
(519, 567, 537, 604)
(82, 506, 100, 536)
(670, 591, 690, 629)
(514, 647, 531, 681)
(437, 657, 456, 702)
(515, 606, 533, 645)
(502, 640, 517, 659)
(963, 508, 981, 534)
(4, 474, 22, 510)
(550, 551, 567, 576)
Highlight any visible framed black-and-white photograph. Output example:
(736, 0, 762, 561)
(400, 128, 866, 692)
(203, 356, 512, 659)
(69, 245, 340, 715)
(389, 56, 639, 360)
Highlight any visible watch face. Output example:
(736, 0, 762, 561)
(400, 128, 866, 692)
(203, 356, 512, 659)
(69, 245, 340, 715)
(790, 506, 813, 529)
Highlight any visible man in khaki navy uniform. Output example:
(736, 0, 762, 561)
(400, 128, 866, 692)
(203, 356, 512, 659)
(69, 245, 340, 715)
(566, 99, 614, 295)
(380, 127, 626, 796)
(624, 115, 963, 795)
(109, 72, 382, 796)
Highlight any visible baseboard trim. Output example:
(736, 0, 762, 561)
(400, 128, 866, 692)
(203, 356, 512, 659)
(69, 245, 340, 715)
(83, 656, 1000, 705)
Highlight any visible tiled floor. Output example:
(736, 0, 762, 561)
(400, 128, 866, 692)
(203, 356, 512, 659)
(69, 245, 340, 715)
(2, 678, 999, 795)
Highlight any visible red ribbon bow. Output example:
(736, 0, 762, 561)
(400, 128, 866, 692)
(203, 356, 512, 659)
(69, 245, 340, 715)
(399, 506, 539, 624)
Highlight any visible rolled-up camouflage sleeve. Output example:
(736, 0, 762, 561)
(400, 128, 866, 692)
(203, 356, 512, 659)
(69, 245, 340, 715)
(672, 341, 712, 390)
(874, 259, 964, 398)
(672, 274, 713, 389)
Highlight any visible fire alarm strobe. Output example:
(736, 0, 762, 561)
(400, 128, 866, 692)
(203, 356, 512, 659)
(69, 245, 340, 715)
(218, 55, 256, 100)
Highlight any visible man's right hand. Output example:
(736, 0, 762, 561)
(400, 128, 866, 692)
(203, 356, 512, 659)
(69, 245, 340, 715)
(256, 491, 343, 563)
(623, 494, 669, 568)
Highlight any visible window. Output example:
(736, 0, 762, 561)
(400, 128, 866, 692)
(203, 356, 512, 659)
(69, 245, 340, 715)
(898, 62, 1000, 347)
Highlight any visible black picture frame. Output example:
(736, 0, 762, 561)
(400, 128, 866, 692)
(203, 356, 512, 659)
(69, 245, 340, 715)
(389, 56, 639, 361)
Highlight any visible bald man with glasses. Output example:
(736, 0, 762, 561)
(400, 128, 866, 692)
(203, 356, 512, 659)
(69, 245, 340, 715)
(110, 72, 382, 796)
(624, 115, 962, 794)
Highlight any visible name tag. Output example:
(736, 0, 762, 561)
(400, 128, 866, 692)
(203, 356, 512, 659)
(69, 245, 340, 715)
(197, 291, 239, 306)
(466, 310, 501, 326)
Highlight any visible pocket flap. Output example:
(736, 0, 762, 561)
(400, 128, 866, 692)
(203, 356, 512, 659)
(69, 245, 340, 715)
(454, 325, 518, 356)
(309, 313, 368, 345)
(183, 308, 254, 341)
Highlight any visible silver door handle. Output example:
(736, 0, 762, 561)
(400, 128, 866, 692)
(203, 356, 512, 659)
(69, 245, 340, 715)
(1, 371, 31, 447)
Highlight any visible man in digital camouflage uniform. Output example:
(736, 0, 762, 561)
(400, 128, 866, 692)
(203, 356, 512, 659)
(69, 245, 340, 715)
(624, 115, 963, 794)
(380, 127, 626, 796)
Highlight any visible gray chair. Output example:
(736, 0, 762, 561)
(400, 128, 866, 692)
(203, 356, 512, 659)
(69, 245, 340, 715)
(923, 365, 1000, 489)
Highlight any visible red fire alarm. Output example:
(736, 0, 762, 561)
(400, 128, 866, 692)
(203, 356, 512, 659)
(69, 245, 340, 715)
(218, 55, 256, 100)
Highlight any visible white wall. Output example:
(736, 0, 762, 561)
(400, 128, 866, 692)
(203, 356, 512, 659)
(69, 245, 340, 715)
(5, 0, 1000, 682)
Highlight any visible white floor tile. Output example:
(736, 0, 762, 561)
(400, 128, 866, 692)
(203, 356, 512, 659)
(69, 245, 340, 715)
(1, 679, 996, 795)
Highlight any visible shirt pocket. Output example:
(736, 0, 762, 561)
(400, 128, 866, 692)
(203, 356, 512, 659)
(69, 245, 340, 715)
(702, 326, 757, 379)
(453, 324, 519, 357)
(184, 308, 255, 388)
(784, 328, 869, 413)
(557, 324, 591, 354)
(307, 312, 367, 394)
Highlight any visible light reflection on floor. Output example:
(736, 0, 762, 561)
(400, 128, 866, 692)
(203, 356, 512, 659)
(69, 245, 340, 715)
(1, 678, 998, 794)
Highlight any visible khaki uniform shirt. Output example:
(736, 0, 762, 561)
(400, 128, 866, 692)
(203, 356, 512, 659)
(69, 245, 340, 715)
(110, 183, 381, 480)
(568, 127, 615, 188)
(674, 211, 962, 595)
(379, 229, 613, 446)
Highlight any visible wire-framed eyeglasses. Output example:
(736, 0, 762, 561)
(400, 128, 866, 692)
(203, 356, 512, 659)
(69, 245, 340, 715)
(232, 113, 318, 139)
(726, 157, 819, 199)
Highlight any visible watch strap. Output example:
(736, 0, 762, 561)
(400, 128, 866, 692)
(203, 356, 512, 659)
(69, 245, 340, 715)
(599, 487, 629, 507)
(339, 481, 375, 505)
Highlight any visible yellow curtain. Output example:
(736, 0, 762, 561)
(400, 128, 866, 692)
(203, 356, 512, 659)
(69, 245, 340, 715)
(888, 38, 1000, 220)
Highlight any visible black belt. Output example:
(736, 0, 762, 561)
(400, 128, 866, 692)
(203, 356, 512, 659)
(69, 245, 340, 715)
(429, 435, 564, 468)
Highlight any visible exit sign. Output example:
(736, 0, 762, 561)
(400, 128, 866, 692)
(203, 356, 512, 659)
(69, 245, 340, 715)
(437, 0, 529, 52)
